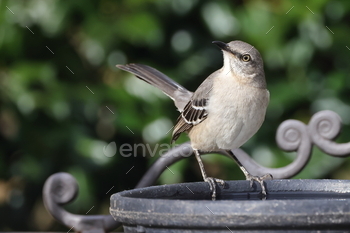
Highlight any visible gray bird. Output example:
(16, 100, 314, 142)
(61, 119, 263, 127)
(117, 40, 272, 200)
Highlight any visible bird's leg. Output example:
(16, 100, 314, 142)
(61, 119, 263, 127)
(193, 149, 225, 200)
(226, 150, 272, 197)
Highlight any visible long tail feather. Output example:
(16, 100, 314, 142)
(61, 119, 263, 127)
(117, 63, 192, 111)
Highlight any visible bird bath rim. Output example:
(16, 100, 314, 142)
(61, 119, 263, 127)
(110, 179, 350, 232)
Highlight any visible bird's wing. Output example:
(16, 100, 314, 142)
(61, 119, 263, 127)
(117, 64, 193, 111)
(171, 75, 214, 143)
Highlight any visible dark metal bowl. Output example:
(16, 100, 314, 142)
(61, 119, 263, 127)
(110, 179, 350, 232)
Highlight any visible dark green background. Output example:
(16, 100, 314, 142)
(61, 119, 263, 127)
(1, 0, 350, 231)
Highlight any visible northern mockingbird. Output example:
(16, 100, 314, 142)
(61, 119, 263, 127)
(117, 40, 271, 200)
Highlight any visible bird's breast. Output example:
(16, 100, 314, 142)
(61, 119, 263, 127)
(189, 80, 269, 151)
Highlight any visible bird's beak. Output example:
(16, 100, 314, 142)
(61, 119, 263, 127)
(212, 41, 230, 53)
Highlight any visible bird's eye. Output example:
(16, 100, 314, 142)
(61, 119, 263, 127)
(242, 54, 251, 62)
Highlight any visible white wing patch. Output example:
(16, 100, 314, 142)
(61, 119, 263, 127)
(181, 99, 208, 125)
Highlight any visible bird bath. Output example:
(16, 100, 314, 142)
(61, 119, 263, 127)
(110, 179, 350, 232)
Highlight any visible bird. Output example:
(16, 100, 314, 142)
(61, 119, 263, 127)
(117, 40, 272, 200)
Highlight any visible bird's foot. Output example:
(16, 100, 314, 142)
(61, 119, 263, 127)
(246, 173, 273, 199)
(204, 177, 225, 201)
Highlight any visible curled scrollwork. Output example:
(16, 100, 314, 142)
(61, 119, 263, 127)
(309, 110, 341, 140)
(273, 119, 312, 178)
(49, 173, 78, 205)
(308, 110, 350, 156)
(43, 145, 193, 232)
(276, 120, 307, 152)
(225, 119, 312, 179)
(43, 172, 119, 233)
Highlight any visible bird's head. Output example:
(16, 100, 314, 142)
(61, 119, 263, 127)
(213, 40, 266, 89)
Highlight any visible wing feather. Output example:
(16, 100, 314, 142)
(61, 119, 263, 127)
(171, 73, 216, 143)
(171, 99, 208, 142)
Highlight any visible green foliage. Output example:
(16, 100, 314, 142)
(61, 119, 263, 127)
(1, 0, 350, 230)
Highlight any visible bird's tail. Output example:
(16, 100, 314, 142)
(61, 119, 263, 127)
(117, 63, 192, 111)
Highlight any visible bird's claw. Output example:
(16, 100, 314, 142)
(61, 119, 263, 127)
(246, 173, 273, 198)
(204, 177, 225, 201)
